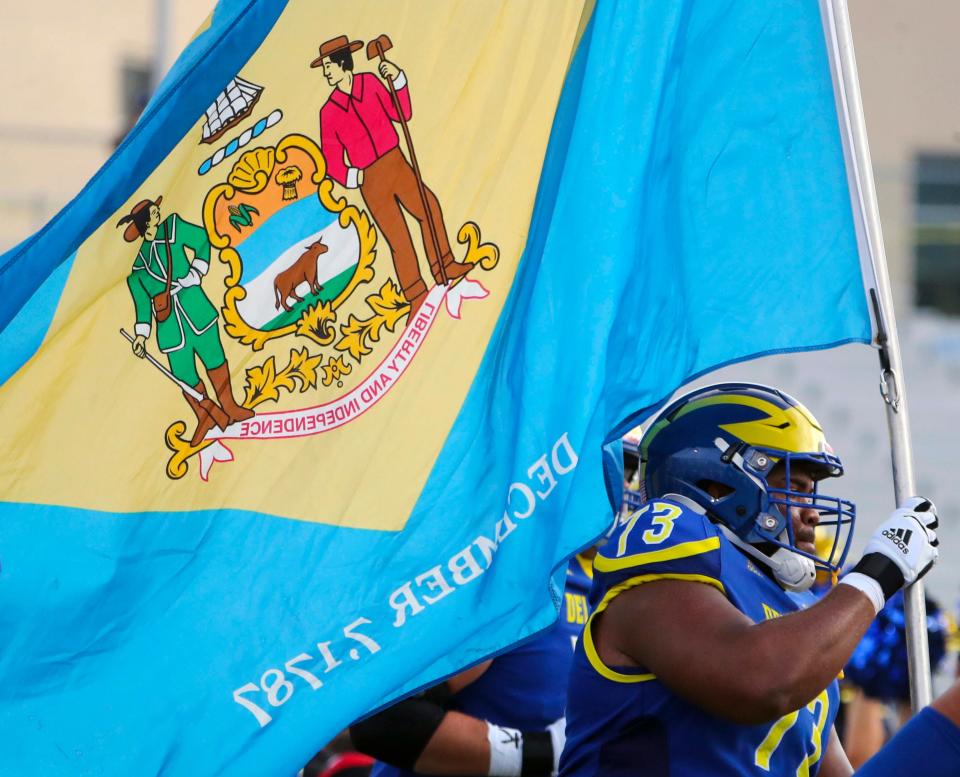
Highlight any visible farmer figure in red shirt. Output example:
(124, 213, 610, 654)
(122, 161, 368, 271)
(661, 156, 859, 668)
(312, 35, 473, 319)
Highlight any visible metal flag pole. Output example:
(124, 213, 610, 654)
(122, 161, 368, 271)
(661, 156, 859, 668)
(823, 0, 932, 709)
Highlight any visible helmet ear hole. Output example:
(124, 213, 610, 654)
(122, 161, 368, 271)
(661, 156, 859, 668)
(697, 480, 734, 499)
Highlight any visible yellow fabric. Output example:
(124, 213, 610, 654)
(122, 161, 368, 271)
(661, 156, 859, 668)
(0, 0, 589, 527)
(593, 537, 720, 573)
(754, 710, 799, 769)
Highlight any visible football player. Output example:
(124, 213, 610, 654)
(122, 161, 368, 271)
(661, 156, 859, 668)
(348, 552, 594, 777)
(559, 382, 939, 776)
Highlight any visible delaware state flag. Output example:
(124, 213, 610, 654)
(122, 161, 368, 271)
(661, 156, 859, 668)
(0, 0, 873, 774)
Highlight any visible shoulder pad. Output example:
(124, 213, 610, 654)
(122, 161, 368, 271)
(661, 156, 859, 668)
(595, 498, 721, 578)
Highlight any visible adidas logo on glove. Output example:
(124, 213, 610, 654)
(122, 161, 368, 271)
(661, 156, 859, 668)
(881, 527, 913, 554)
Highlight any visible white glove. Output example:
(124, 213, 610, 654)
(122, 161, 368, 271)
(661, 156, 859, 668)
(170, 267, 202, 294)
(865, 496, 939, 585)
(841, 496, 939, 613)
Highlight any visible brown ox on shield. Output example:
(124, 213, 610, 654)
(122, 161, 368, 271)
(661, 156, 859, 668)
(273, 238, 329, 311)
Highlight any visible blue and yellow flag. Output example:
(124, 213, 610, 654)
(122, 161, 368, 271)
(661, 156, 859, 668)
(0, 0, 873, 774)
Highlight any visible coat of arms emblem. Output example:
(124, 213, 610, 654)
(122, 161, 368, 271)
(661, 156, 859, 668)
(119, 33, 499, 480)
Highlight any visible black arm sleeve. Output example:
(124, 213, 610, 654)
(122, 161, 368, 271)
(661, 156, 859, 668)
(350, 695, 447, 770)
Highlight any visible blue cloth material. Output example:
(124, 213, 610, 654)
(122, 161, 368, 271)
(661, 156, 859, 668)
(856, 707, 960, 777)
(0, 251, 75, 385)
(0, 1, 871, 775)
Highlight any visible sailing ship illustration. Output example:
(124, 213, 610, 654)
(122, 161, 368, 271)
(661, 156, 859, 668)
(201, 77, 264, 144)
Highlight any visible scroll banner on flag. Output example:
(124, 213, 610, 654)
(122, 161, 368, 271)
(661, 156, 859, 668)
(0, 0, 872, 774)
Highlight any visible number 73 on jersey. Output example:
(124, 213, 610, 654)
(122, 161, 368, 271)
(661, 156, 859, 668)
(617, 501, 684, 555)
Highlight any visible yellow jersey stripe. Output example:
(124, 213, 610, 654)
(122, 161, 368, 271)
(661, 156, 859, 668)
(583, 572, 726, 684)
(583, 611, 656, 684)
(593, 536, 721, 573)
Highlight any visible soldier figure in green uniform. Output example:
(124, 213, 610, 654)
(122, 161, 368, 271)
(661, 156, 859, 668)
(119, 196, 254, 446)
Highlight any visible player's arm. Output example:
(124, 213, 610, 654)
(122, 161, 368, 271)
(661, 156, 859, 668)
(596, 499, 938, 724)
(933, 680, 960, 725)
(408, 661, 493, 774)
(350, 662, 490, 774)
(818, 726, 853, 777)
(842, 690, 887, 768)
(350, 660, 564, 776)
(597, 573, 872, 724)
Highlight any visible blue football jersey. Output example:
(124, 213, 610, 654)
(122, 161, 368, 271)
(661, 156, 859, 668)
(856, 706, 960, 777)
(371, 555, 593, 777)
(560, 496, 839, 777)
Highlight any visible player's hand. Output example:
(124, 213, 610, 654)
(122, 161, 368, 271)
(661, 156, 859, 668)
(864, 496, 939, 586)
(379, 60, 400, 81)
(132, 335, 147, 358)
(843, 497, 939, 612)
(547, 717, 565, 776)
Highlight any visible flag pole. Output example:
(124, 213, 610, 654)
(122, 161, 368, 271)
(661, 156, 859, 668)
(823, 0, 932, 709)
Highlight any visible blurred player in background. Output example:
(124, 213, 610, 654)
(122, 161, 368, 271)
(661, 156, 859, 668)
(855, 676, 960, 776)
(343, 551, 594, 777)
(841, 591, 952, 767)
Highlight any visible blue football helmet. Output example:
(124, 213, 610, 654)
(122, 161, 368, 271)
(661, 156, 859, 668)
(638, 382, 855, 591)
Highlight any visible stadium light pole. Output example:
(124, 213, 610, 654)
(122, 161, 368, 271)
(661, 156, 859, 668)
(821, 0, 933, 711)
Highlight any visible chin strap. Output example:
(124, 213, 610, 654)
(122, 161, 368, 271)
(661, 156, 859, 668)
(717, 525, 816, 592)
